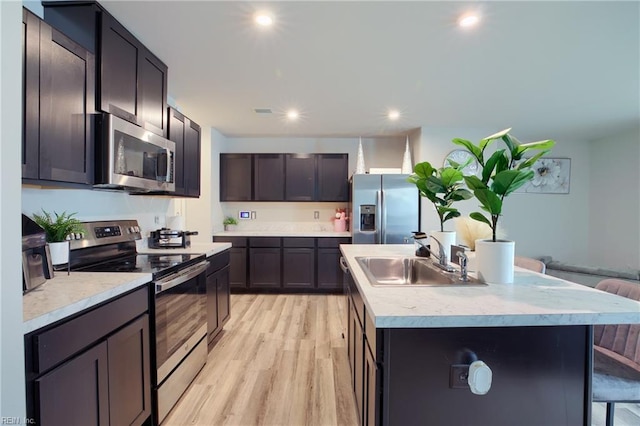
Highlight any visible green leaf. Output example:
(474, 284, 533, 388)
(469, 212, 492, 227)
(515, 139, 555, 156)
(452, 138, 483, 163)
(501, 134, 518, 159)
(463, 175, 487, 191)
(474, 188, 502, 215)
(443, 211, 461, 223)
(425, 175, 446, 194)
(492, 170, 534, 195)
(483, 128, 512, 142)
(413, 162, 435, 179)
(440, 168, 463, 187)
(482, 150, 506, 184)
(517, 151, 548, 170)
(448, 188, 473, 201)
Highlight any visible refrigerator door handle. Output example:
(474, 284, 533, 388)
(378, 190, 385, 244)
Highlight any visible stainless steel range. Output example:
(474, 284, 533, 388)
(69, 220, 208, 424)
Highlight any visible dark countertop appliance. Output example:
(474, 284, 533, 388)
(22, 214, 54, 293)
(69, 220, 208, 423)
(149, 228, 198, 249)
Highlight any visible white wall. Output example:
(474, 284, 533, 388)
(588, 126, 640, 269)
(417, 127, 591, 264)
(1, 0, 26, 417)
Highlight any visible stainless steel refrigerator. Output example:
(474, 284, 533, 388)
(351, 174, 420, 244)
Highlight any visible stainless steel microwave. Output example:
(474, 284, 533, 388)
(95, 114, 176, 192)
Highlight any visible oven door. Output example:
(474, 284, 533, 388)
(154, 260, 208, 384)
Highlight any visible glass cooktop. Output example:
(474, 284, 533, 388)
(75, 253, 205, 279)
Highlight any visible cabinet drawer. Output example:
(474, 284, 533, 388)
(283, 237, 315, 248)
(349, 276, 365, 326)
(29, 286, 149, 375)
(207, 250, 230, 275)
(249, 237, 281, 248)
(213, 237, 247, 247)
(318, 237, 351, 248)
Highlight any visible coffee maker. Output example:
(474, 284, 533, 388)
(22, 214, 54, 293)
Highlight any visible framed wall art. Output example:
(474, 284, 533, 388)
(516, 157, 571, 194)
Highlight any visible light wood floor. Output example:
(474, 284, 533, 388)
(165, 294, 640, 426)
(163, 294, 359, 426)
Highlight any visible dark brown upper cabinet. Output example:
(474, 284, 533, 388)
(168, 107, 201, 197)
(22, 8, 95, 187)
(317, 154, 349, 202)
(220, 154, 253, 201)
(220, 153, 348, 202)
(43, 1, 168, 137)
(285, 154, 316, 201)
(254, 154, 285, 201)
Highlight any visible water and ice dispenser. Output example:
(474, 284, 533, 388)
(359, 205, 376, 232)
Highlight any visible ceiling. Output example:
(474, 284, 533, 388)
(101, 1, 639, 141)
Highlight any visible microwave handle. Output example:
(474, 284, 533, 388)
(164, 148, 171, 182)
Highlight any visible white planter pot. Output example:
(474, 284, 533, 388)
(48, 241, 70, 266)
(224, 224, 238, 232)
(430, 231, 456, 262)
(475, 239, 515, 284)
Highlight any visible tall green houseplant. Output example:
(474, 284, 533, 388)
(452, 128, 555, 241)
(408, 161, 473, 232)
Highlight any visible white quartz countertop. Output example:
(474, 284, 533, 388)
(23, 272, 152, 334)
(213, 230, 351, 238)
(137, 242, 231, 257)
(340, 244, 640, 328)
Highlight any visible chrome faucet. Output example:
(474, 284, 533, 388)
(426, 235, 456, 273)
(456, 250, 469, 282)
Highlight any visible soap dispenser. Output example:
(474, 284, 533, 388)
(412, 231, 429, 258)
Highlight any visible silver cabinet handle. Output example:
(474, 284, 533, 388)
(339, 256, 350, 274)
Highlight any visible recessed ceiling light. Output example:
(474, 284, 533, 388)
(286, 110, 299, 120)
(255, 13, 273, 27)
(458, 14, 480, 28)
(388, 110, 400, 121)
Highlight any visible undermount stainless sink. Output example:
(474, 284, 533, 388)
(355, 256, 486, 287)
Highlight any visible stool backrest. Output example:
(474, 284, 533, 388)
(514, 256, 546, 274)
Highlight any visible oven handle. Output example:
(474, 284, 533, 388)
(155, 261, 209, 294)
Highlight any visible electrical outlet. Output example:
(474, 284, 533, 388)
(450, 365, 470, 389)
(314, 211, 320, 220)
(154, 215, 160, 225)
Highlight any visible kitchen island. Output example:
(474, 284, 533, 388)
(340, 244, 640, 426)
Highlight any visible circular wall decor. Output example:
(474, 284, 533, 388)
(444, 149, 479, 176)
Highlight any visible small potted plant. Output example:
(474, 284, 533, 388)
(32, 210, 84, 265)
(452, 128, 555, 283)
(408, 161, 473, 259)
(223, 216, 238, 231)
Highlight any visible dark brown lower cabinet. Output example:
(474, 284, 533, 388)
(283, 248, 315, 288)
(206, 251, 231, 347)
(317, 248, 342, 290)
(363, 345, 380, 426)
(26, 286, 151, 426)
(249, 247, 282, 289)
(36, 342, 110, 425)
(229, 247, 247, 289)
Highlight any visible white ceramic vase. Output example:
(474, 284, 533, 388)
(475, 239, 515, 284)
(48, 241, 70, 266)
(430, 231, 456, 262)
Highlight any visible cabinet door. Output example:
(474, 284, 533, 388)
(107, 314, 151, 426)
(317, 154, 349, 201)
(283, 248, 315, 288)
(229, 247, 248, 289)
(39, 23, 94, 184)
(220, 154, 252, 201)
(22, 8, 40, 180)
(184, 118, 201, 197)
(216, 266, 231, 328)
(207, 271, 219, 343)
(168, 108, 186, 195)
(100, 13, 139, 124)
(317, 248, 343, 290)
(364, 346, 380, 426)
(139, 49, 168, 137)
(249, 248, 281, 288)
(285, 154, 316, 201)
(353, 306, 365, 424)
(254, 154, 285, 201)
(36, 341, 110, 426)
